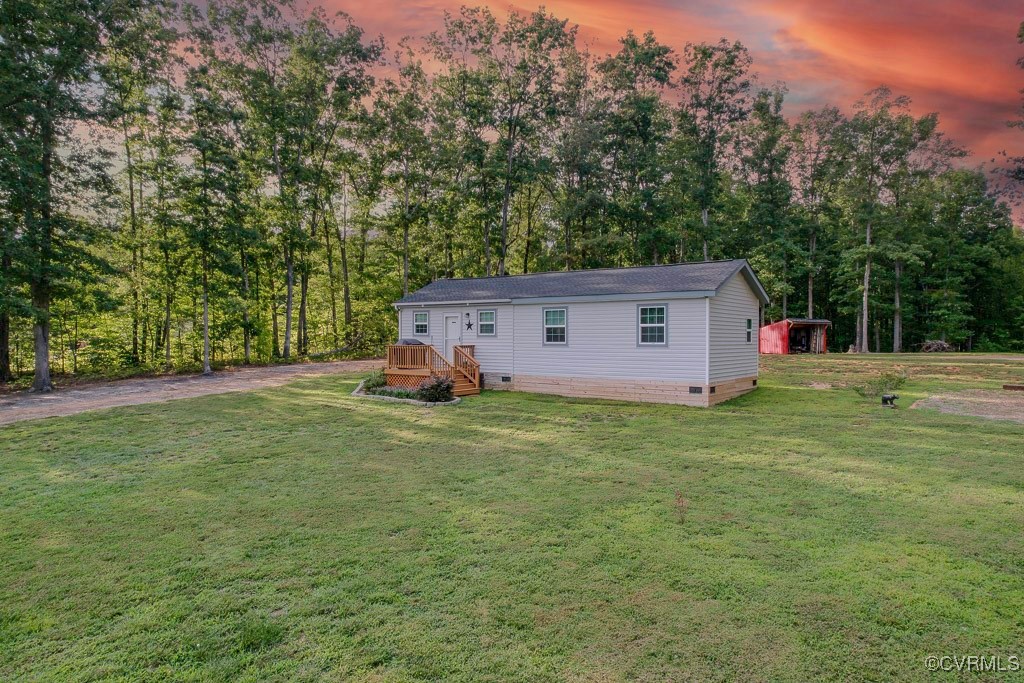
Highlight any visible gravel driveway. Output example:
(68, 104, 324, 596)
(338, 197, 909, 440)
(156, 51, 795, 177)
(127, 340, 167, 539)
(0, 359, 382, 426)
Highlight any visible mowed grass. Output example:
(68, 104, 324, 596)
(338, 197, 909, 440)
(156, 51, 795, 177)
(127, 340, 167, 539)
(1, 355, 1022, 682)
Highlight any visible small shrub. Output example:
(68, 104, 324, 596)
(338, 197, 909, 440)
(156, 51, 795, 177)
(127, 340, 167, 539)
(674, 489, 689, 525)
(363, 368, 386, 391)
(855, 369, 908, 397)
(417, 375, 454, 403)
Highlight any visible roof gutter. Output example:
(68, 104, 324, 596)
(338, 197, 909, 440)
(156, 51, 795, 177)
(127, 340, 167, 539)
(394, 299, 513, 309)
(393, 291, 717, 307)
(510, 290, 716, 305)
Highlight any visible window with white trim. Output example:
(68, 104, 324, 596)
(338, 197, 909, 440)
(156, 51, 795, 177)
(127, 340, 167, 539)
(746, 318, 753, 343)
(413, 311, 429, 336)
(638, 305, 667, 345)
(543, 308, 567, 344)
(477, 309, 496, 336)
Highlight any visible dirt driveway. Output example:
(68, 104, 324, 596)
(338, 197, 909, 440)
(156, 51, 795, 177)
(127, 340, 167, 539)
(0, 360, 382, 427)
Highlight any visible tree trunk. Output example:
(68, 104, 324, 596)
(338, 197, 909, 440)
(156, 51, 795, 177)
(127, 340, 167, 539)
(268, 265, 280, 358)
(163, 291, 172, 368)
(202, 255, 211, 375)
(402, 219, 410, 295)
(123, 121, 141, 365)
(240, 247, 252, 364)
(283, 246, 293, 359)
(892, 261, 902, 353)
(860, 221, 872, 353)
(807, 230, 816, 318)
(0, 308, 11, 383)
(31, 118, 55, 392)
(32, 295, 52, 392)
(701, 207, 710, 261)
(298, 270, 309, 356)
(564, 217, 573, 271)
(324, 224, 339, 348)
(336, 188, 354, 340)
(0, 252, 12, 382)
(498, 141, 514, 276)
(781, 254, 788, 319)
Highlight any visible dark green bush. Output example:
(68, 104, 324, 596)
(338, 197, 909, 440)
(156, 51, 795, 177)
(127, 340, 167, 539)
(417, 375, 454, 403)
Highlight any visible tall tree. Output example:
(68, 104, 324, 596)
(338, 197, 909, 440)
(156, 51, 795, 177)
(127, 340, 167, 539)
(0, 0, 145, 391)
(99, 1, 177, 365)
(790, 106, 848, 319)
(191, 0, 380, 357)
(599, 31, 675, 265)
(844, 88, 940, 352)
(741, 86, 795, 318)
(674, 39, 752, 261)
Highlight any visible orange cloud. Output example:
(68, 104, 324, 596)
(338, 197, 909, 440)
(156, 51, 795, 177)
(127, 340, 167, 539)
(334, 0, 1023, 162)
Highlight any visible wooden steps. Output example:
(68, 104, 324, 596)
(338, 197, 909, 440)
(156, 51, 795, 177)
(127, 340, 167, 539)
(453, 373, 480, 396)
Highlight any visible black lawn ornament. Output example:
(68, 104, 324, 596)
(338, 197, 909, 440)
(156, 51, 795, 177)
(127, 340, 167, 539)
(881, 394, 899, 408)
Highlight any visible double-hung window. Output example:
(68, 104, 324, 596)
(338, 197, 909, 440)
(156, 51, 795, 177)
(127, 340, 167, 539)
(543, 308, 567, 344)
(413, 311, 429, 336)
(638, 305, 667, 345)
(477, 310, 496, 336)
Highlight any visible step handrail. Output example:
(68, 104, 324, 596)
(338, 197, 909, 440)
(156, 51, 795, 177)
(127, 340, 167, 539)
(453, 345, 480, 388)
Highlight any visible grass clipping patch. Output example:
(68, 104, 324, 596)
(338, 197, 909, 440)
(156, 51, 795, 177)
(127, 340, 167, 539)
(913, 389, 1024, 423)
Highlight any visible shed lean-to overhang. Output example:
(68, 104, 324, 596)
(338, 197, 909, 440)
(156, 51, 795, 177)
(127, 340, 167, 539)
(393, 259, 770, 309)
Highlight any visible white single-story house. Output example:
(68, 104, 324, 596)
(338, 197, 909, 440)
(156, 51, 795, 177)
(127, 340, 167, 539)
(386, 259, 769, 406)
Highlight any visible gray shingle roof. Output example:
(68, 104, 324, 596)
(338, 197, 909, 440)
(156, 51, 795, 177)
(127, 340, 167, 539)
(397, 259, 764, 305)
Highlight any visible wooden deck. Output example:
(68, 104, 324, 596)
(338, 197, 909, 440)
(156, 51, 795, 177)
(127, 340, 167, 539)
(385, 344, 481, 396)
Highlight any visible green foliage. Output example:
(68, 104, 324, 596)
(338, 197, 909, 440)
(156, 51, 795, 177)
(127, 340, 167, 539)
(854, 369, 908, 397)
(2, 2, 1023, 389)
(366, 385, 417, 399)
(416, 374, 455, 402)
(363, 368, 386, 391)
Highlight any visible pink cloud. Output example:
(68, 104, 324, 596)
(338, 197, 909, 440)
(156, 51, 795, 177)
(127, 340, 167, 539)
(333, 0, 1023, 162)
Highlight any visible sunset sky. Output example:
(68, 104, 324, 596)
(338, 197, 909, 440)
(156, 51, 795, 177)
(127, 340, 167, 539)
(336, 0, 1023, 167)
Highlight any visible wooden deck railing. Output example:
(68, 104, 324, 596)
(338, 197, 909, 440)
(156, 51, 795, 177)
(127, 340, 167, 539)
(386, 344, 480, 390)
(387, 344, 451, 377)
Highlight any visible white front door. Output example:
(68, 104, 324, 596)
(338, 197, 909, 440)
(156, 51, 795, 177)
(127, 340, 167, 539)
(444, 315, 460, 361)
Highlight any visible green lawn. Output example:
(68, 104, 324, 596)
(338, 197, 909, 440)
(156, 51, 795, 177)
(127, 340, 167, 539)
(2, 355, 1022, 682)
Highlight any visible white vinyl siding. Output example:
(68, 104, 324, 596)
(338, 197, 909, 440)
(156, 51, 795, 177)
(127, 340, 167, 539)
(513, 299, 706, 382)
(398, 304, 513, 373)
(709, 273, 760, 381)
(398, 270, 762, 388)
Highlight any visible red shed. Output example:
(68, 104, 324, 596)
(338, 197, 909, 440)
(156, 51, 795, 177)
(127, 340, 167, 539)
(759, 318, 830, 354)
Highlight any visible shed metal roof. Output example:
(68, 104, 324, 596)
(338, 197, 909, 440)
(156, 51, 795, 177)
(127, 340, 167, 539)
(396, 259, 769, 306)
(783, 318, 832, 326)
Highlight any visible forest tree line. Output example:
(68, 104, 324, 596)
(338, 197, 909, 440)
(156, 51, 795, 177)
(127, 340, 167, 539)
(2, 1, 1023, 390)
